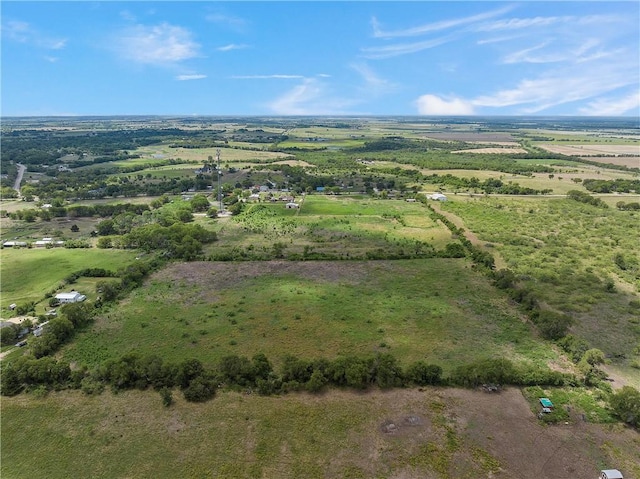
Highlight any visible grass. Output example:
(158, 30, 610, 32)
(439, 196, 640, 370)
(0, 388, 500, 479)
(62, 259, 558, 371)
(0, 248, 138, 310)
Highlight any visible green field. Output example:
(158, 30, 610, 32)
(0, 248, 138, 310)
(439, 196, 640, 368)
(62, 259, 557, 371)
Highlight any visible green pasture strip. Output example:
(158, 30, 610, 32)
(439, 197, 640, 364)
(0, 248, 138, 308)
(62, 259, 557, 371)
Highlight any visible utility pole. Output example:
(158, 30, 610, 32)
(216, 149, 222, 211)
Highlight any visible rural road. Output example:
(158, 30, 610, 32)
(13, 163, 26, 193)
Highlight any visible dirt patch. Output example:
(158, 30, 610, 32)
(150, 260, 378, 290)
(452, 147, 527, 154)
(423, 132, 516, 142)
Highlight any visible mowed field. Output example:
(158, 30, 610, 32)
(0, 248, 138, 310)
(2, 387, 638, 479)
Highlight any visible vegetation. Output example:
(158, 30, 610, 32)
(2, 116, 638, 477)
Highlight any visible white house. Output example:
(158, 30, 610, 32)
(600, 470, 624, 479)
(55, 292, 87, 304)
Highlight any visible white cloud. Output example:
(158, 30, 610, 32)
(372, 5, 513, 38)
(217, 43, 249, 52)
(205, 13, 247, 31)
(351, 63, 396, 95)
(472, 69, 635, 112)
(120, 10, 136, 22)
(232, 74, 304, 80)
(579, 91, 640, 116)
(115, 23, 200, 65)
(268, 78, 356, 115)
(176, 74, 206, 81)
(361, 35, 454, 59)
(2, 20, 67, 49)
(415, 95, 475, 115)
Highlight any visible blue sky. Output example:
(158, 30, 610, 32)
(2, 1, 639, 116)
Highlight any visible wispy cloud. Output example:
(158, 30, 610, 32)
(372, 5, 513, 39)
(176, 74, 206, 81)
(2, 20, 67, 49)
(217, 43, 249, 52)
(362, 35, 454, 59)
(415, 94, 475, 115)
(232, 74, 304, 80)
(268, 78, 356, 115)
(578, 91, 640, 116)
(113, 23, 200, 66)
(205, 13, 247, 32)
(351, 63, 396, 95)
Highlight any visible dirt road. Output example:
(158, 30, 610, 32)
(13, 163, 26, 193)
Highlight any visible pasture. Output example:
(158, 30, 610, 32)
(62, 259, 557, 371)
(2, 386, 638, 479)
(439, 196, 640, 372)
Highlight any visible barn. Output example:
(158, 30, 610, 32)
(55, 292, 87, 304)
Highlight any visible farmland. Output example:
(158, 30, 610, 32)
(1, 116, 639, 478)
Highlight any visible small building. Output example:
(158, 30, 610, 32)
(55, 292, 87, 304)
(405, 198, 416, 202)
(2, 241, 28, 248)
(9, 303, 17, 310)
(285, 202, 300, 209)
(600, 470, 624, 479)
(429, 193, 448, 201)
(539, 397, 554, 410)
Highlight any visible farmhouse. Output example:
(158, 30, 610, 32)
(600, 470, 624, 479)
(55, 292, 87, 304)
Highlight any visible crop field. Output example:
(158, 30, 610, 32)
(0, 248, 138, 310)
(134, 146, 293, 164)
(538, 143, 640, 158)
(208, 197, 454, 258)
(62, 259, 557, 371)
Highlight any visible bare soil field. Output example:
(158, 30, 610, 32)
(423, 132, 516, 142)
(539, 143, 640, 160)
(452, 147, 527, 154)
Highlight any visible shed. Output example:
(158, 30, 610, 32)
(600, 470, 624, 479)
(430, 193, 447, 201)
(539, 397, 554, 410)
(285, 202, 299, 209)
(55, 292, 87, 304)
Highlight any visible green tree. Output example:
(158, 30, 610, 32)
(190, 194, 210, 212)
(609, 386, 640, 428)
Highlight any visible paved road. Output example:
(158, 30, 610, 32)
(13, 163, 26, 193)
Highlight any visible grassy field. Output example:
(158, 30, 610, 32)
(62, 259, 558, 372)
(2, 386, 638, 479)
(439, 196, 640, 369)
(0, 248, 138, 310)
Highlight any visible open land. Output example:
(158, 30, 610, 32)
(1, 116, 639, 478)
